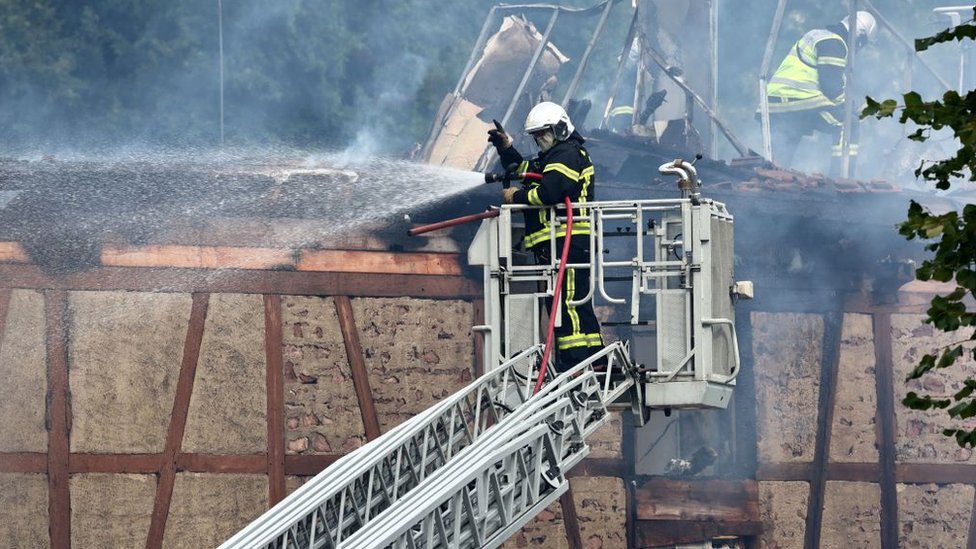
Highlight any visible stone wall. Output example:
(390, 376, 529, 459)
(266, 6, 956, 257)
(821, 481, 881, 548)
(897, 483, 974, 549)
(69, 291, 190, 454)
(0, 287, 486, 547)
(0, 290, 47, 453)
(71, 473, 155, 548)
(0, 473, 48, 548)
(752, 312, 823, 462)
(354, 297, 474, 431)
(757, 481, 808, 549)
(500, 477, 627, 549)
(830, 313, 878, 463)
(281, 296, 363, 454)
(751, 308, 976, 549)
(891, 314, 976, 464)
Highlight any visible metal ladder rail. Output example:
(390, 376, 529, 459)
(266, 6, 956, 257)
(342, 360, 619, 549)
(219, 346, 546, 549)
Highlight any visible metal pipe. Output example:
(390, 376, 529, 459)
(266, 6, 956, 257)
(501, 9, 560, 130)
(758, 0, 788, 161)
(561, 0, 617, 107)
(217, 0, 224, 146)
(600, 10, 639, 129)
(708, 0, 719, 157)
(477, 9, 560, 171)
(631, 44, 644, 127)
(644, 45, 753, 157)
(841, 0, 858, 179)
(407, 209, 500, 237)
(862, 0, 954, 91)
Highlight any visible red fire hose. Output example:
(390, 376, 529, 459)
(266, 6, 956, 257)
(405, 172, 543, 236)
(406, 171, 566, 394)
(406, 209, 499, 236)
(533, 196, 573, 395)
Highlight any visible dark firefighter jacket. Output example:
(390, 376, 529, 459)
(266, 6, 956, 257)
(498, 132, 594, 250)
(767, 23, 848, 122)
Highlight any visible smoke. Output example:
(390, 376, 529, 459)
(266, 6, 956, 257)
(711, 3, 957, 175)
(0, 0, 488, 157)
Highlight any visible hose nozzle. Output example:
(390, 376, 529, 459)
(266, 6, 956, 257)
(484, 172, 506, 184)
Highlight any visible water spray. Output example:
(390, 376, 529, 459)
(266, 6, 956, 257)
(406, 169, 543, 236)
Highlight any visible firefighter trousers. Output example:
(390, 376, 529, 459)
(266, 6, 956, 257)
(535, 243, 605, 372)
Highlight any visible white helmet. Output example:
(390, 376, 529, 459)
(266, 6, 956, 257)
(841, 11, 878, 46)
(524, 101, 575, 141)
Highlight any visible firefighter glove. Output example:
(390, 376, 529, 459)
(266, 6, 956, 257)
(502, 186, 518, 204)
(488, 119, 512, 150)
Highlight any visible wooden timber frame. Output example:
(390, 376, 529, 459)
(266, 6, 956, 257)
(749, 289, 976, 549)
(0, 244, 619, 549)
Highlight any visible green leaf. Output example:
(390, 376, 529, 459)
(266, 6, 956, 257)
(904, 91, 923, 108)
(937, 345, 964, 369)
(906, 355, 938, 380)
(958, 270, 976, 291)
(955, 379, 976, 400)
(903, 391, 952, 410)
(942, 428, 976, 448)
(947, 399, 976, 419)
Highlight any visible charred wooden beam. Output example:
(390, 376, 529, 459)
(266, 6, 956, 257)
(874, 313, 899, 549)
(0, 452, 46, 473)
(560, 485, 584, 549)
(565, 457, 627, 478)
(0, 288, 10, 360)
(146, 293, 209, 549)
(46, 290, 71, 549)
(634, 478, 762, 547)
(264, 295, 286, 505)
(283, 454, 343, 476)
(335, 296, 381, 441)
(805, 312, 843, 549)
(176, 454, 267, 474)
(0, 265, 480, 298)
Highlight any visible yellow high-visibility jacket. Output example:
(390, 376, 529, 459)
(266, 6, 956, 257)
(767, 28, 848, 114)
(499, 135, 593, 250)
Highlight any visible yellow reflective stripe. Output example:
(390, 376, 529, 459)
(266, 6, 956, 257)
(767, 95, 843, 113)
(518, 161, 529, 173)
(769, 77, 820, 92)
(557, 332, 603, 350)
(557, 339, 589, 350)
(831, 144, 859, 156)
(527, 187, 544, 206)
(818, 56, 846, 67)
(609, 105, 634, 116)
(768, 29, 846, 103)
(524, 231, 548, 248)
(566, 268, 581, 335)
(524, 224, 592, 248)
(543, 162, 580, 181)
(819, 111, 842, 125)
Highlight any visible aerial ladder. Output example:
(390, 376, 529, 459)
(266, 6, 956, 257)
(218, 159, 749, 549)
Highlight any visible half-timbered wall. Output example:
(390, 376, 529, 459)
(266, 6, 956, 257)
(0, 246, 632, 549)
(750, 286, 976, 549)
